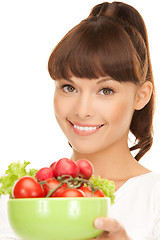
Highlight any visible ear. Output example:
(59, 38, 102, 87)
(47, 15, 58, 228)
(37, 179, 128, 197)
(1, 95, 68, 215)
(134, 81, 153, 110)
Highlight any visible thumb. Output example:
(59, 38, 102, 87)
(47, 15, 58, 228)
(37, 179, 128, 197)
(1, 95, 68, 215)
(94, 217, 122, 233)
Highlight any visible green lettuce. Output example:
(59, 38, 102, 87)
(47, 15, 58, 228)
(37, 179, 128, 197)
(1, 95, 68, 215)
(0, 161, 37, 197)
(90, 175, 115, 204)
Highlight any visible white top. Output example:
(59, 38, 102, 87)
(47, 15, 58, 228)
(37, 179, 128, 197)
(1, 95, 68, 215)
(0, 171, 160, 240)
(110, 171, 160, 240)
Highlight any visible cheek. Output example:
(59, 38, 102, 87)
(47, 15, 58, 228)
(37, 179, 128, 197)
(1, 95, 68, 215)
(54, 95, 60, 117)
(103, 99, 134, 127)
(54, 93, 66, 119)
(54, 93, 74, 123)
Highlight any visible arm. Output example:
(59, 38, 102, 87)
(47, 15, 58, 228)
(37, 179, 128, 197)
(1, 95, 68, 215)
(92, 217, 132, 240)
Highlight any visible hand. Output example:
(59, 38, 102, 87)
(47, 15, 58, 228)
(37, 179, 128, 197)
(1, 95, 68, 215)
(92, 217, 132, 240)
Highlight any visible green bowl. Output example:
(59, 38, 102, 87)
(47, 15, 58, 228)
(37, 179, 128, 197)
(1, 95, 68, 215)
(8, 197, 110, 240)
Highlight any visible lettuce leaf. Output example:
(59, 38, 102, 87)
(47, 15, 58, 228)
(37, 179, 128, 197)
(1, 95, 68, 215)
(90, 175, 115, 204)
(0, 161, 37, 197)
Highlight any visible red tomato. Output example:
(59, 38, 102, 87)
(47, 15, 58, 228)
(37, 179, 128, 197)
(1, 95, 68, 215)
(79, 186, 92, 197)
(80, 186, 105, 197)
(76, 159, 93, 179)
(42, 178, 67, 197)
(12, 176, 44, 198)
(57, 188, 85, 197)
(93, 189, 105, 197)
(50, 161, 57, 175)
(54, 158, 79, 178)
(35, 167, 54, 181)
(52, 186, 68, 197)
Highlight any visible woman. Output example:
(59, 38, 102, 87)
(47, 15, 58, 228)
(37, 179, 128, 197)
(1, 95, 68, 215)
(48, 2, 160, 239)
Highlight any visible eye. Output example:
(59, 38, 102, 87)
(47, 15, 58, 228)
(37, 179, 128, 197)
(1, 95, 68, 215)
(99, 88, 114, 95)
(62, 84, 76, 93)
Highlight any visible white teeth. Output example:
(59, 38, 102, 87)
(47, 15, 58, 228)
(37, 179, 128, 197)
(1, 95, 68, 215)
(73, 125, 101, 131)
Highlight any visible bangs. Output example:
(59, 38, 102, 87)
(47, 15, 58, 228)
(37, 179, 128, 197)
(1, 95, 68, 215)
(48, 16, 147, 83)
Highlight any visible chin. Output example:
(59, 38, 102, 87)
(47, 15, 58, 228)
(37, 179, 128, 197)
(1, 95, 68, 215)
(71, 143, 100, 155)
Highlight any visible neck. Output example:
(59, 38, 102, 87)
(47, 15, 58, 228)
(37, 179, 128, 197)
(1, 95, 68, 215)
(71, 139, 148, 181)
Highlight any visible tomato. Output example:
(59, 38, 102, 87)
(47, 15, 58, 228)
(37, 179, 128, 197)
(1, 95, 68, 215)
(50, 161, 57, 175)
(76, 159, 93, 179)
(12, 176, 44, 198)
(35, 167, 54, 181)
(52, 186, 68, 197)
(42, 178, 67, 197)
(79, 186, 105, 197)
(93, 189, 105, 197)
(57, 188, 85, 197)
(54, 158, 79, 178)
(79, 186, 92, 197)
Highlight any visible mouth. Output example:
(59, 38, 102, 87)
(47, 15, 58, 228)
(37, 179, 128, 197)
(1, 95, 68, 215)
(68, 121, 104, 136)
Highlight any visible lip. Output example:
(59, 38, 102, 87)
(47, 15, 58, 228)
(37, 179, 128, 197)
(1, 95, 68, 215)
(71, 121, 102, 128)
(69, 121, 104, 136)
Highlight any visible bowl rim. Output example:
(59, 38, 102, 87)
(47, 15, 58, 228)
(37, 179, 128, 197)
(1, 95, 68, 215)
(8, 197, 110, 202)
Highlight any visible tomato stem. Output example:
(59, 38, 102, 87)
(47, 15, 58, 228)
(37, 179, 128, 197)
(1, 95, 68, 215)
(46, 182, 64, 197)
(40, 175, 100, 198)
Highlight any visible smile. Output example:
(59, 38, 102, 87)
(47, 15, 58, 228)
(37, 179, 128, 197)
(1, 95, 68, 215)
(69, 121, 104, 136)
(73, 124, 102, 131)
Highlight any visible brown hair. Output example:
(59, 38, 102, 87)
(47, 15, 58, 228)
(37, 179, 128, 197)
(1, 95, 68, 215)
(48, 2, 155, 161)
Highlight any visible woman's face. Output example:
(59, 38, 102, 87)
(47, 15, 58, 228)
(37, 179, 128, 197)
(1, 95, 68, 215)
(54, 76, 139, 154)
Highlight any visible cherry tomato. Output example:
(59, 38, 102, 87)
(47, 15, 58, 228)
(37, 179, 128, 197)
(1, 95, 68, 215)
(79, 186, 105, 197)
(42, 178, 67, 197)
(57, 188, 85, 197)
(52, 186, 68, 197)
(76, 159, 93, 179)
(54, 158, 79, 178)
(50, 161, 57, 175)
(12, 176, 44, 198)
(35, 167, 54, 181)
(79, 186, 92, 197)
(93, 189, 105, 197)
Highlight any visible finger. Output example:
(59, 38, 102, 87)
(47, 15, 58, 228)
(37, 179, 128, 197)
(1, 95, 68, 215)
(94, 217, 122, 233)
(91, 237, 107, 240)
(93, 231, 109, 239)
(96, 231, 109, 238)
(91, 231, 109, 239)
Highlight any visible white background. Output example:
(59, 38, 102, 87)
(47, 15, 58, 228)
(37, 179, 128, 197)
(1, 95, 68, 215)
(0, 0, 160, 175)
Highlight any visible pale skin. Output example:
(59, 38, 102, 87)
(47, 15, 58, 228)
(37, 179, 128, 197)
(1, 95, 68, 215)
(54, 76, 152, 239)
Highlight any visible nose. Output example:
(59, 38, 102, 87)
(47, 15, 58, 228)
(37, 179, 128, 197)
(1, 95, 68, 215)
(73, 93, 95, 119)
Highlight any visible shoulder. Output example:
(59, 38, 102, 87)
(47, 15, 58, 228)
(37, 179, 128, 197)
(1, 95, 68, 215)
(135, 171, 160, 185)
(138, 172, 160, 208)
(119, 172, 160, 201)
(148, 172, 160, 203)
(136, 172, 160, 193)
